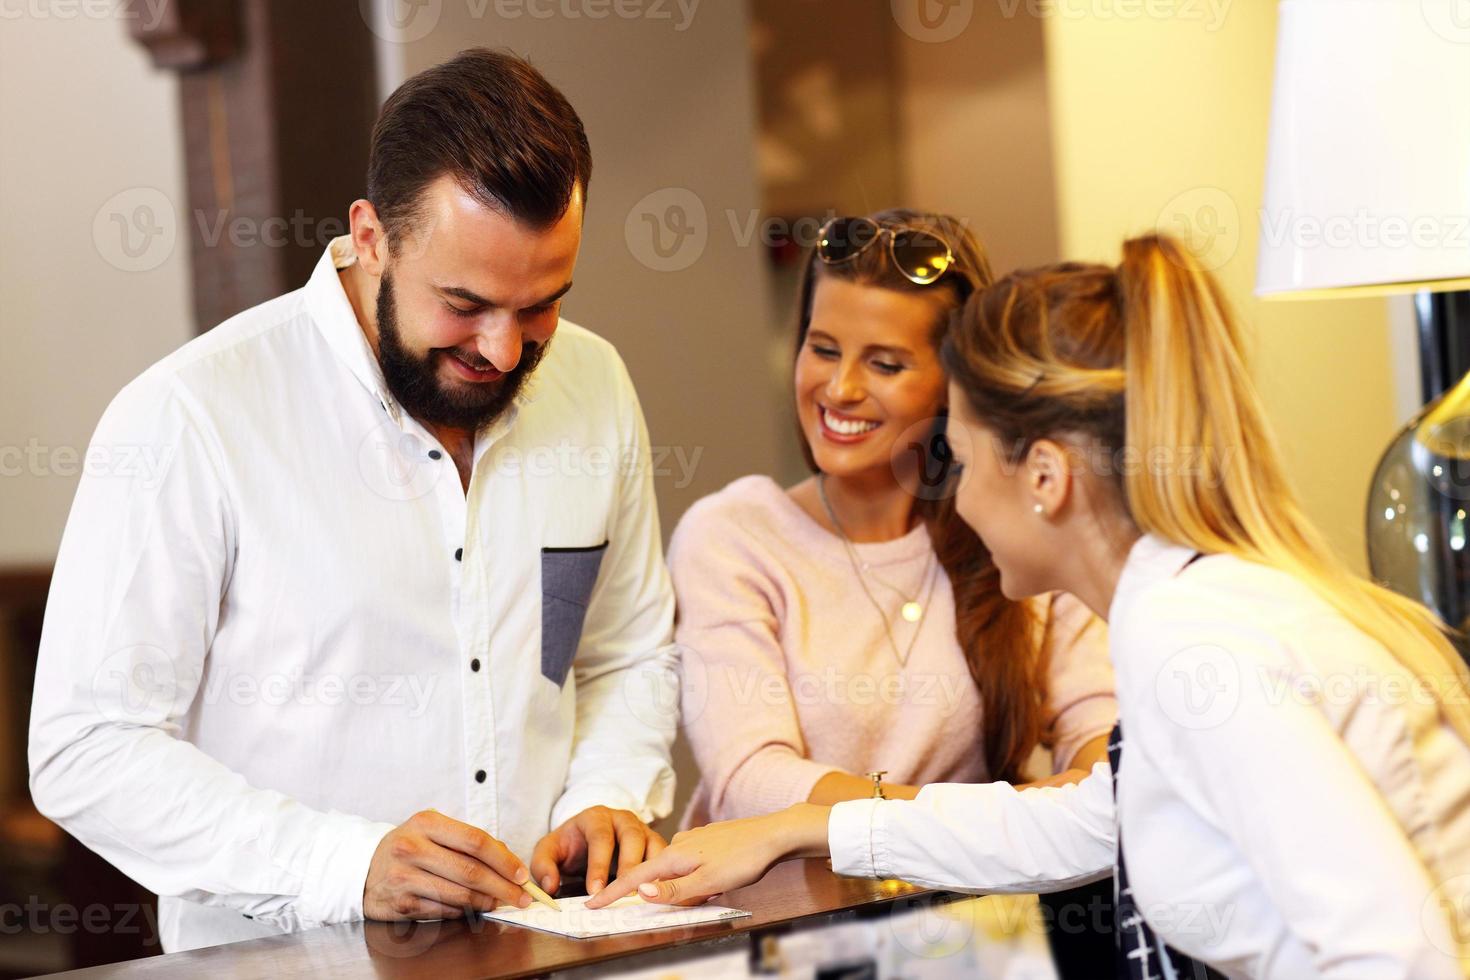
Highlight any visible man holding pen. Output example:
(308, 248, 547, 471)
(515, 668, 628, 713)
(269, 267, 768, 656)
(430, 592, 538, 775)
(29, 49, 675, 951)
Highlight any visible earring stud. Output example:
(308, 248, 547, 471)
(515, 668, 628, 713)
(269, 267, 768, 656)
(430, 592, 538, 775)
(1033, 502, 1044, 514)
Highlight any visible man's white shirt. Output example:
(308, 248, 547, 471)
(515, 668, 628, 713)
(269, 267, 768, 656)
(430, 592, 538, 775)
(28, 237, 679, 952)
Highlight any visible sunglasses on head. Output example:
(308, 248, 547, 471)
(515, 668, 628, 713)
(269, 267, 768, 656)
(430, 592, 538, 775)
(815, 216, 958, 286)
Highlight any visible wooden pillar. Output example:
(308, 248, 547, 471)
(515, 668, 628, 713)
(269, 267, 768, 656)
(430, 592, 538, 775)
(126, 0, 380, 332)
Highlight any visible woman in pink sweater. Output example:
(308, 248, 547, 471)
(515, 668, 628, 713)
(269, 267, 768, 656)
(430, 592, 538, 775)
(671, 210, 1117, 828)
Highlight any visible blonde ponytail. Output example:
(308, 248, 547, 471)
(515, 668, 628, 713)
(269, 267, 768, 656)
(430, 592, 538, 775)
(946, 234, 1470, 746)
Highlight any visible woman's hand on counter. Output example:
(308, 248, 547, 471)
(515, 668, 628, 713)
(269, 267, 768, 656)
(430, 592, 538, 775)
(585, 804, 832, 908)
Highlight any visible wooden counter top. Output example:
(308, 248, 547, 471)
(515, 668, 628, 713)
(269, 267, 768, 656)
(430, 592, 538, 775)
(43, 860, 942, 979)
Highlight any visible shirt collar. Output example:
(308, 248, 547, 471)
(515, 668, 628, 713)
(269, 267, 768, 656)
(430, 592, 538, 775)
(1109, 532, 1202, 623)
(306, 236, 399, 421)
(305, 235, 539, 445)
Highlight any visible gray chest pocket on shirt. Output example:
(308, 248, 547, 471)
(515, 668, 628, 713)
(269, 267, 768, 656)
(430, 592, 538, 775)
(540, 543, 608, 687)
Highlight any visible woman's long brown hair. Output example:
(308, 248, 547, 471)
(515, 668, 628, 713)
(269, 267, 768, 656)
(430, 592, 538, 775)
(793, 209, 1045, 782)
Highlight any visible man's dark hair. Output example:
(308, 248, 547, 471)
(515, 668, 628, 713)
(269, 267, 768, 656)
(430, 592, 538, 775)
(367, 48, 591, 247)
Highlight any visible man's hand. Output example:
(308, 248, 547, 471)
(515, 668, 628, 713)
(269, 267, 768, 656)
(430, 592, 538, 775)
(363, 810, 535, 920)
(529, 806, 667, 896)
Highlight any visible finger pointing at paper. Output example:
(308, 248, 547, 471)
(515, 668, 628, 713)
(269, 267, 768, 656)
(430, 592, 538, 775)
(586, 805, 832, 909)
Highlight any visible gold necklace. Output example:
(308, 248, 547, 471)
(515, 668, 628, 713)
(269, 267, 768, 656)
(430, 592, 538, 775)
(817, 474, 940, 666)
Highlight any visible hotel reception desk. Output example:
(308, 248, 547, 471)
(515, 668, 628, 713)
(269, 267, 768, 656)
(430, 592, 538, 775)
(37, 861, 1015, 979)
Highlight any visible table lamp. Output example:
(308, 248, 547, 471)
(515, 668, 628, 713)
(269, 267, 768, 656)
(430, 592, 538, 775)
(1257, 0, 1470, 646)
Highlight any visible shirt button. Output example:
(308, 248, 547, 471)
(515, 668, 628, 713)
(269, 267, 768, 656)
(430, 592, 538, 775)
(474, 770, 487, 784)
(470, 658, 481, 672)
(428, 449, 442, 460)
(454, 547, 463, 561)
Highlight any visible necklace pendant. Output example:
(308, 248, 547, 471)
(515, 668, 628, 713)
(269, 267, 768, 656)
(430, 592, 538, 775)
(900, 601, 923, 623)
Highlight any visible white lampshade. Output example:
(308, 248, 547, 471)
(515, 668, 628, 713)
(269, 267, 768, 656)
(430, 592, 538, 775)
(1257, 0, 1470, 299)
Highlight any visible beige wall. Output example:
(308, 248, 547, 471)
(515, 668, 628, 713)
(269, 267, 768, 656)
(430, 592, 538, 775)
(1042, 2, 1404, 571)
(0, 8, 193, 566)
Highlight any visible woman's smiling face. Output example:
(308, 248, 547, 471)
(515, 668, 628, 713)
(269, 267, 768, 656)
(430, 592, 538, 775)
(795, 276, 949, 482)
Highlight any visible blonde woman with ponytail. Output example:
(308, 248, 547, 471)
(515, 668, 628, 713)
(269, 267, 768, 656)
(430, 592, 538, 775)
(591, 233, 1470, 980)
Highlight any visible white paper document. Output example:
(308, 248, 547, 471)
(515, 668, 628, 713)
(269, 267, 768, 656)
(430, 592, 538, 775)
(482, 894, 751, 939)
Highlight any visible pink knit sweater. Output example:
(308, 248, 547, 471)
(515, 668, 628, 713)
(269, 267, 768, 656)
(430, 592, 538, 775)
(672, 476, 1117, 827)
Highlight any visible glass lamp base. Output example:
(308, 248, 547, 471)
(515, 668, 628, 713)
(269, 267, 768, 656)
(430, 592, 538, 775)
(1366, 369, 1470, 644)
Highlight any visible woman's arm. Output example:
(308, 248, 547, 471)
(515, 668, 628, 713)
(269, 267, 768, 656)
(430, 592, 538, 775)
(585, 804, 832, 908)
(589, 768, 1117, 908)
(1016, 733, 1108, 790)
(807, 771, 919, 804)
(810, 733, 1108, 800)
(826, 769, 1116, 894)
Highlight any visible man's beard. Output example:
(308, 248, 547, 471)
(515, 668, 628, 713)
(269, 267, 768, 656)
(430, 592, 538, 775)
(375, 269, 549, 431)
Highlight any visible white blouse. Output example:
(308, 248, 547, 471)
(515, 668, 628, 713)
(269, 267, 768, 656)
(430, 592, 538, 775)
(830, 534, 1470, 979)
